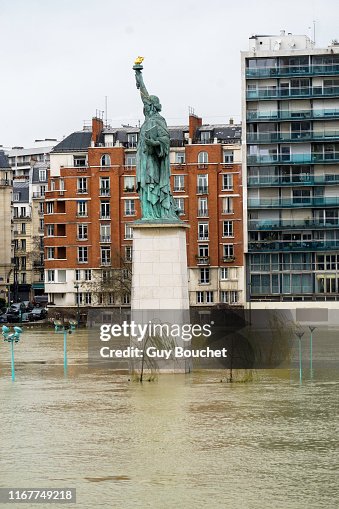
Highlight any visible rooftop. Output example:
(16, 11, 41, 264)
(52, 131, 92, 153)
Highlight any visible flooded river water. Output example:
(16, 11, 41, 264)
(0, 328, 338, 509)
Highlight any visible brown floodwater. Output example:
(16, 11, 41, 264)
(0, 328, 338, 509)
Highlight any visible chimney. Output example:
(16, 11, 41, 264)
(280, 30, 286, 37)
(189, 113, 202, 141)
(91, 116, 104, 145)
(229, 117, 234, 125)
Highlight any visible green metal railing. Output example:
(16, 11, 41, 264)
(247, 153, 339, 165)
(246, 86, 339, 100)
(246, 63, 339, 78)
(248, 196, 339, 208)
(247, 174, 339, 186)
(247, 130, 339, 143)
(247, 108, 339, 122)
(248, 219, 339, 230)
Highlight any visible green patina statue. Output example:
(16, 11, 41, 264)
(133, 57, 179, 221)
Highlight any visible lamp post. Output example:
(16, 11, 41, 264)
(295, 330, 305, 384)
(308, 326, 316, 379)
(74, 283, 80, 325)
(2, 325, 23, 381)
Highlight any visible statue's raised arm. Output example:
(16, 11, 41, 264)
(133, 57, 150, 105)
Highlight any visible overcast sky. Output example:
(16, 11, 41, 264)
(1, 0, 338, 148)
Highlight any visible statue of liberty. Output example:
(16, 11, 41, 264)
(133, 57, 179, 221)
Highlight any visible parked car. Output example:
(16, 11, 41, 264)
(28, 308, 48, 321)
(5, 308, 21, 323)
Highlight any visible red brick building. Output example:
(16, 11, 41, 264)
(44, 113, 243, 309)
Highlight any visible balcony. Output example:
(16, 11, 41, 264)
(100, 260, 111, 266)
(173, 187, 185, 192)
(32, 192, 45, 198)
(246, 86, 339, 101)
(223, 256, 235, 262)
(247, 152, 339, 166)
(77, 189, 88, 194)
(197, 209, 209, 217)
(197, 186, 209, 194)
(247, 130, 339, 144)
(0, 179, 12, 187)
(100, 236, 111, 243)
(246, 63, 339, 79)
(247, 174, 339, 187)
(248, 240, 339, 252)
(198, 236, 209, 241)
(123, 186, 135, 193)
(247, 108, 339, 122)
(196, 256, 210, 265)
(248, 219, 339, 230)
(248, 196, 339, 208)
(100, 188, 111, 196)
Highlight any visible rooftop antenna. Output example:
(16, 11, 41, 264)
(105, 96, 108, 127)
(313, 20, 316, 45)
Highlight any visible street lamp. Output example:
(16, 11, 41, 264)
(74, 283, 80, 324)
(308, 326, 316, 379)
(295, 330, 305, 384)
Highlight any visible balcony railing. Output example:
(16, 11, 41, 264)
(247, 152, 339, 165)
(198, 209, 209, 217)
(247, 108, 339, 122)
(173, 187, 185, 192)
(246, 86, 339, 100)
(32, 192, 45, 198)
(248, 196, 339, 208)
(247, 174, 339, 187)
(198, 235, 209, 241)
(197, 186, 209, 194)
(223, 256, 235, 262)
(248, 240, 339, 252)
(247, 130, 339, 143)
(246, 63, 339, 78)
(196, 256, 210, 265)
(248, 219, 339, 230)
(99, 188, 110, 196)
(77, 188, 88, 194)
(123, 186, 135, 193)
(100, 260, 111, 266)
(100, 236, 111, 243)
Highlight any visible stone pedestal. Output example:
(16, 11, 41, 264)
(130, 221, 190, 374)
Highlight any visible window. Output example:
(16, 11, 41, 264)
(75, 269, 81, 281)
(59, 179, 65, 191)
(123, 293, 131, 304)
(21, 256, 26, 269)
(174, 175, 185, 191)
(101, 247, 111, 266)
(77, 223, 88, 240)
(124, 176, 135, 192)
(20, 207, 26, 218)
(223, 221, 234, 237)
(125, 246, 133, 262)
(205, 291, 214, 303)
(197, 174, 208, 193)
(13, 207, 18, 218)
(108, 293, 115, 305)
(47, 247, 55, 259)
(100, 224, 111, 242)
(200, 131, 211, 143)
(21, 223, 26, 234)
(77, 201, 88, 217)
(47, 270, 55, 283)
(198, 222, 209, 240)
(124, 199, 135, 216)
(125, 223, 133, 239)
(39, 169, 47, 181)
(223, 151, 234, 163)
(199, 268, 210, 284)
(198, 245, 209, 257)
(46, 202, 54, 214)
(175, 152, 185, 164)
(78, 246, 88, 263)
(222, 197, 234, 214)
(174, 198, 184, 215)
(220, 267, 229, 280)
(127, 133, 138, 148)
(221, 291, 239, 304)
(100, 201, 110, 219)
(84, 293, 92, 305)
(47, 224, 54, 236)
(74, 155, 86, 167)
(223, 244, 234, 259)
(222, 174, 233, 191)
(196, 291, 204, 304)
(125, 154, 136, 168)
(84, 269, 92, 281)
(21, 239, 26, 250)
(50, 180, 56, 191)
(77, 177, 87, 193)
(198, 197, 208, 216)
(39, 202, 44, 214)
(100, 154, 111, 167)
(198, 151, 208, 165)
(40, 185, 46, 196)
(58, 270, 66, 283)
(122, 268, 130, 280)
(21, 273, 26, 284)
(13, 193, 20, 201)
(100, 177, 110, 196)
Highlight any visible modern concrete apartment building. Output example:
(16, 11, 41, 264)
(242, 31, 339, 306)
(44, 114, 244, 310)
